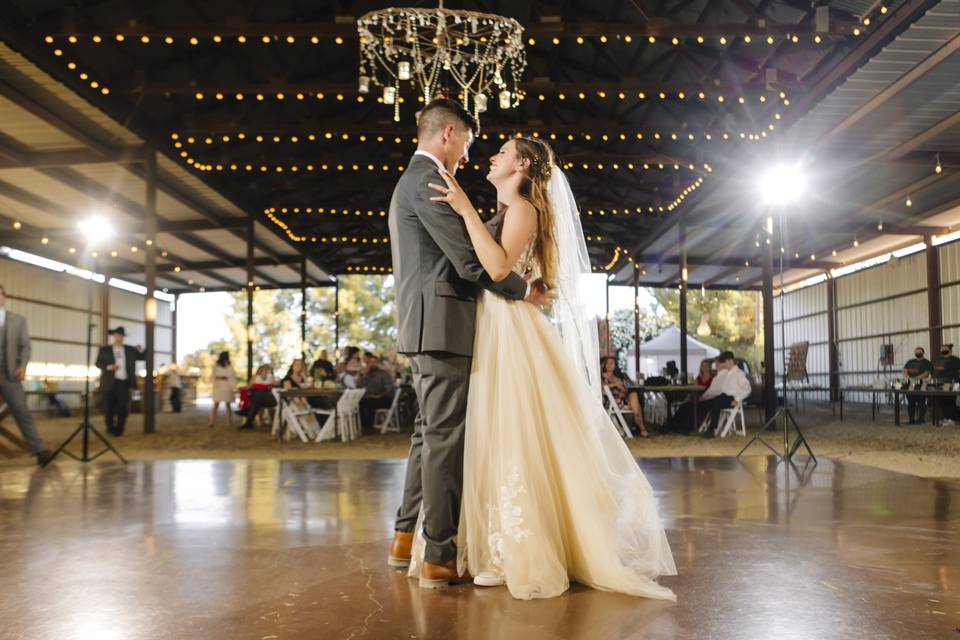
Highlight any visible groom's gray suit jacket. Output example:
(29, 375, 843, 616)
(389, 154, 527, 357)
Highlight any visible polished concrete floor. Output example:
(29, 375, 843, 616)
(0, 456, 956, 640)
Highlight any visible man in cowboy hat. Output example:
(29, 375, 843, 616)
(95, 327, 145, 436)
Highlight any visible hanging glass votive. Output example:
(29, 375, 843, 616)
(398, 61, 412, 80)
(475, 92, 488, 112)
(383, 85, 397, 104)
(499, 89, 511, 109)
(358, 76, 371, 94)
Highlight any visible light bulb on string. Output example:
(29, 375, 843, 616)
(935, 154, 942, 174)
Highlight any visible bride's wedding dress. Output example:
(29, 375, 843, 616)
(410, 236, 677, 601)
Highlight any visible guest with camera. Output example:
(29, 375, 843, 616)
(95, 327, 145, 437)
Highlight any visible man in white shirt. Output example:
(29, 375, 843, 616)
(95, 327, 145, 436)
(700, 351, 752, 438)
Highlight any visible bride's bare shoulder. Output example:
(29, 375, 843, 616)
(503, 200, 537, 225)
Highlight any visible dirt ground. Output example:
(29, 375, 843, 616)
(3, 402, 958, 481)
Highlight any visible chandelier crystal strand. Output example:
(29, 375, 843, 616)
(357, 4, 526, 123)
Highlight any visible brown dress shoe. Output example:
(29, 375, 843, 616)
(388, 531, 414, 568)
(419, 559, 471, 589)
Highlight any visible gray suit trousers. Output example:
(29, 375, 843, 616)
(395, 352, 471, 565)
(0, 374, 43, 454)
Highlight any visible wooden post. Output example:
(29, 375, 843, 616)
(761, 218, 777, 422)
(605, 279, 611, 356)
(246, 220, 254, 381)
(143, 146, 157, 434)
(826, 276, 839, 402)
(300, 258, 308, 356)
(172, 293, 179, 365)
(679, 214, 689, 381)
(334, 278, 340, 355)
(633, 265, 641, 379)
(926, 236, 942, 357)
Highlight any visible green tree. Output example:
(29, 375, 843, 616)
(651, 288, 761, 367)
(182, 275, 398, 385)
(609, 302, 673, 373)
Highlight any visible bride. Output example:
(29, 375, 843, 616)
(409, 136, 677, 601)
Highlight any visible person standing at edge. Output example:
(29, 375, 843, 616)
(95, 327, 145, 436)
(0, 284, 51, 464)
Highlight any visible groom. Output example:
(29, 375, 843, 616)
(387, 98, 552, 587)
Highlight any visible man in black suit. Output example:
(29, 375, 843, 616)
(95, 327, 145, 436)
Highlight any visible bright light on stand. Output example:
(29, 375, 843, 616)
(78, 216, 114, 245)
(758, 164, 807, 206)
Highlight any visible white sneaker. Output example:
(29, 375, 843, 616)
(473, 572, 505, 587)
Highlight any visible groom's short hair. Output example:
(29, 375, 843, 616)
(417, 98, 478, 138)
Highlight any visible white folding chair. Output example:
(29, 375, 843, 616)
(603, 386, 634, 439)
(699, 402, 747, 438)
(374, 387, 403, 434)
(336, 388, 366, 442)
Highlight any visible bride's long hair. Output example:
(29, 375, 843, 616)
(512, 137, 558, 289)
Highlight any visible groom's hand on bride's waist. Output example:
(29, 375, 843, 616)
(525, 278, 557, 311)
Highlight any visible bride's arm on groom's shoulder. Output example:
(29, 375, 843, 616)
(414, 171, 527, 300)
(429, 169, 535, 282)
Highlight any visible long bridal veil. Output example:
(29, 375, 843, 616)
(547, 167, 677, 584)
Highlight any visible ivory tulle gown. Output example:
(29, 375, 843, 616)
(409, 241, 677, 601)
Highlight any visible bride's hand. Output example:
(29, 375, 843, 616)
(428, 168, 472, 217)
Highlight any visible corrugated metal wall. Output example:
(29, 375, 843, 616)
(0, 257, 175, 407)
(774, 248, 939, 404)
(938, 241, 960, 347)
(774, 281, 830, 400)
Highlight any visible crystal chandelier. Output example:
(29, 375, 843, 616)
(357, 2, 527, 123)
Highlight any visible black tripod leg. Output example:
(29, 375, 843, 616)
(737, 410, 784, 458)
(784, 409, 817, 465)
(87, 424, 128, 464)
(41, 423, 86, 467)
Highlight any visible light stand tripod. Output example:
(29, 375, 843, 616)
(738, 211, 816, 464)
(43, 260, 126, 466)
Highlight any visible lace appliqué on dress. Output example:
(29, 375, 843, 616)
(487, 466, 532, 571)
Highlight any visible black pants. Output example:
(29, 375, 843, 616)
(170, 387, 182, 413)
(241, 388, 277, 428)
(700, 394, 736, 435)
(103, 380, 131, 435)
(937, 396, 956, 422)
(907, 395, 926, 422)
(360, 395, 393, 430)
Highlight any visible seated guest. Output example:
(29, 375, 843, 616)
(239, 365, 277, 431)
(665, 351, 751, 436)
(341, 352, 364, 388)
(600, 356, 650, 437)
(357, 352, 396, 430)
(933, 344, 960, 425)
(281, 358, 309, 389)
(695, 359, 714, 390)
(903, 347, 933, 424)
(699, 352, 751, 438)
(310, 350, 336, 381)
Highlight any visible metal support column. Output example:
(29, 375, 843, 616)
(143, 146, 157, 433)
(761, 217, 777, 422)
(172, 293, 179, 365)
(679, 215, 689, 381)
(334, 278, 340, 355)
(826, 276, 839, 402)
(633, 265, 641, 378)
(246, 220, 254, 381)
(300, 258, 308, 356)
(926, 236, 942, 357)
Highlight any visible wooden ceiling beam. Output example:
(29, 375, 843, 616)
(38, 20, 859, 39)
(0, 146, 146, 170)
